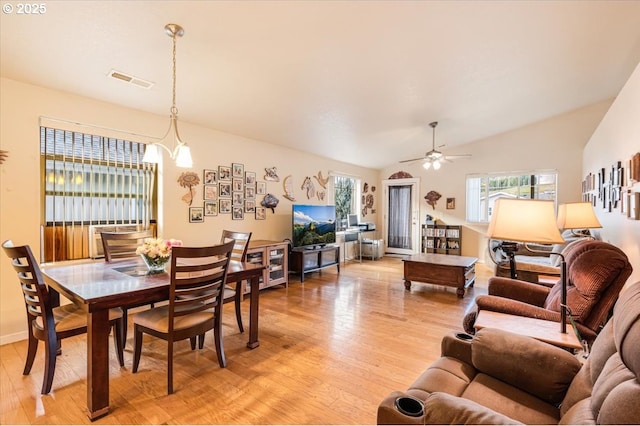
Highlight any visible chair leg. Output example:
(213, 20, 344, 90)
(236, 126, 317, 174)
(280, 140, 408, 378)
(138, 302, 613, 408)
(41, 337, 58, 394)
(190, 336, 197, 350)
(23, 331, 39, 375)
(198, 333, 205, 349)
(235, 281, 244, 333)
(113, 320, 125, 367)
(121, 307, 129, 348)
(132, 327, 143, 373)
(167, 340, 174, 395)
(214, 316, 226, 368)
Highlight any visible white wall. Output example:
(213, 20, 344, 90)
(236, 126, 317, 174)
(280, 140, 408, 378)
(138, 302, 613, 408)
(583, 62, 640, 286)
(380, 100, 613, 264)
(0, 77, 380, 344)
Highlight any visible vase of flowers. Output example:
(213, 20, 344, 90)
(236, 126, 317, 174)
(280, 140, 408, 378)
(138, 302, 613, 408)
(135, 238, 182, 274)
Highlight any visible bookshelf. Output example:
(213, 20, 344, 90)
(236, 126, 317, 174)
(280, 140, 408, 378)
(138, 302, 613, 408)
(422, 222, 462, 255)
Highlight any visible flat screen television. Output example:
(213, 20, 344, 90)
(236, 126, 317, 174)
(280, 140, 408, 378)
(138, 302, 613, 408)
(292, 204, 336, 249)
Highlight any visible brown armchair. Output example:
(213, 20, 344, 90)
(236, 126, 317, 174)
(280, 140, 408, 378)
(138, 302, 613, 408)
(464, 240, 632, 344)
(377, 280, 640, 424)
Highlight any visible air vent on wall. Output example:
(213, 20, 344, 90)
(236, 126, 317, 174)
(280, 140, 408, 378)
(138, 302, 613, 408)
(108, 69, 154, 89)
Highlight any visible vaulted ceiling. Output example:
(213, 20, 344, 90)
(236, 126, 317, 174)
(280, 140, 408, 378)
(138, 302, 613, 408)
(2, 1, 640, 169)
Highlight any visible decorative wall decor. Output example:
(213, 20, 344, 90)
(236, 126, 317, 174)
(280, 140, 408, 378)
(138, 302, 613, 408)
(389, 171, 413, 179)
(245, 199, 256, 213)
(218, 165, 231, 181)
(203, 169, 217, 184)
(314, 170, 330, 189)
(203, 185, 218, 200)
(219, 199, 232, 214)
(425, 190, 442, 209)
(0, 149, 8, 164)
(232, 163, 244, 178)
(204, 201, 217, 216)
(283, 175, 295, 201)
(256, 181, 267, 195)
(261, 193, 279, 213)
(255, 207, 267, 220)
(301, 176, 316, 199)
(232, 206, 244, 220)
(189, 207, 204, 223)
(178, 171, 200, 206)
(219, 182, 231, 198)
(264, 167, 279, 181)
(446, 198, 456, 209)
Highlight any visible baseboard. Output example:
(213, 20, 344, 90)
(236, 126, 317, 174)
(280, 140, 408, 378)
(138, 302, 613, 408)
(0, 330, 28, 346)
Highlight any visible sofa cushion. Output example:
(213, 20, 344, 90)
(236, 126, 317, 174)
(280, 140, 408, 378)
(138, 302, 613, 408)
(472, 328, 581, 404)
(408, 356, 476, 400)
(461, 374, 560, 424)
(422, 392, 522, 425)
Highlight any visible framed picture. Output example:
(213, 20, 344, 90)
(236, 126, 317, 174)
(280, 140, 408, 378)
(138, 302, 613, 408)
(203, 184, 218, 200)
(245, 186, 255, 199)
(255, 207, 266, 220)
(189, 207, 204, 223)
(218, 165, 231, 181)
(232, 163, 244, 178)
(256, 181, 266, 195)
(232, 192, 244, 206)
(245, 171, 256, 186)
(204, 201, 218, 216)
(203, 169, 217, 185)
(245, 199, 256, 213)
(219, 182, 231, 198)
(446, 198, 455, 209)
(232, 178, 243, 192)
(232, 206, 244, 220)
(219, 199, 232, 214)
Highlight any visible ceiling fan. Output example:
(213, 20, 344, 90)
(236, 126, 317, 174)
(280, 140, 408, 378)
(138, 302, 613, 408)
(399, 121, 471, 170)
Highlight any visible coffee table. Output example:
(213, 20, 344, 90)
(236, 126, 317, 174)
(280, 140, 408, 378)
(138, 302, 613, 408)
(403, 253, 477, 298)
(474, 310, 582, 350)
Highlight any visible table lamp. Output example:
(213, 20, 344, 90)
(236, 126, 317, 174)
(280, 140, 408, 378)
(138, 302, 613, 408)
(556, 202, 602, 237)
(487, 198, 568, 333)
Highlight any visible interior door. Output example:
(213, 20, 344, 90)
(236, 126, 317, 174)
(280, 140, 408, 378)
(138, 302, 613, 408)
(382, 178, 420, 255)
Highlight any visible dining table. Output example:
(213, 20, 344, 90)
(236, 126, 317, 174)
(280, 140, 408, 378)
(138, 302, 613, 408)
(41, 257, 266, 421)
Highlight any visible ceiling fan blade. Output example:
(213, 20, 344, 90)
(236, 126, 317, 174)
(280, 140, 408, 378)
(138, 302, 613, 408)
(444, 154, 472, 160)
(399, 156, 427, 164)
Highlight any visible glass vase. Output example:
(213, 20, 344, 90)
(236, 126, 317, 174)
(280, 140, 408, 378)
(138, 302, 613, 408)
(141, 254, 169, 274)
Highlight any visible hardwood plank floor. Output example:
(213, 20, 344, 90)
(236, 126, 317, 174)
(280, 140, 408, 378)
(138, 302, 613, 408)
(0, 257, 491, 424)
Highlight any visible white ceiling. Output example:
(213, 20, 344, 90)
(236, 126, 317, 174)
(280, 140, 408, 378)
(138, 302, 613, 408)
(2, 1, 640, 169)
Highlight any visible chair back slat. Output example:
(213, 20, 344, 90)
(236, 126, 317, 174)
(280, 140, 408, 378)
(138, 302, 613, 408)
(168, 241, 235, 325)
(101, 230, 154, 262)
(220, 230, 252, 262)
(2, 240, 53, 331)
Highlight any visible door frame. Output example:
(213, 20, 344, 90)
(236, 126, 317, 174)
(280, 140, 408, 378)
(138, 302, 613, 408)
(382, 178, 421, 255)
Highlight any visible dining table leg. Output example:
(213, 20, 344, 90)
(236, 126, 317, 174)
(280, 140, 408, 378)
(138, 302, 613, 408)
(247, 275, 260, 349)
(86, 309, 111, 420)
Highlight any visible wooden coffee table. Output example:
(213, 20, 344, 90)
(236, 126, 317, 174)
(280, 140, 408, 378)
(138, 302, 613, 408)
(474, 310, 582, 350)
(403, 253, 477, 298)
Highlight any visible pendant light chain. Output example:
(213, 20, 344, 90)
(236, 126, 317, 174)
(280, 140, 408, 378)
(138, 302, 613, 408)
(171, 29, 178, 116)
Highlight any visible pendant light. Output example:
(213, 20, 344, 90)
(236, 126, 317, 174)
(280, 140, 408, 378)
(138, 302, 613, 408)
(143, 23, 193, 168)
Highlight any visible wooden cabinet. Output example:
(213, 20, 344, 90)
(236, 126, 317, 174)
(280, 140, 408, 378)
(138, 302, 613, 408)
(244, 240, 289, 292)
(422, 222, 461, 255)
(289, 245, 340, 282)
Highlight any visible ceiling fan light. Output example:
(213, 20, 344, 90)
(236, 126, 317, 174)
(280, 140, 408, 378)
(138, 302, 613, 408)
(432, 160, 441, 170)
(423, 161, 432, 170)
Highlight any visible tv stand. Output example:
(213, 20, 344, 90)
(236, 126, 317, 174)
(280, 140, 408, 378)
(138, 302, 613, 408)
(290, 245, 340, 282)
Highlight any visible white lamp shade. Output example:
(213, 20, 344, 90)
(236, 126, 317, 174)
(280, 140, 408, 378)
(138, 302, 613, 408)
(487, 198, 565, 244)
(557, 202, 602, 230)
(432, 160, 441, 170)
(175, 145, 193, 168)
(423, 161, 431, 170)
(142, 144, 160, 163)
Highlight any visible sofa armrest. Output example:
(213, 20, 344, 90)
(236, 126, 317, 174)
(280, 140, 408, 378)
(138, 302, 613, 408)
(488, 276, 550, 306)
(475, 295, 563, 322)
(440, 332, 473, 365)
(377, 391, 424, 425)
(422, 392, 522, 425)
(472, 328, 582, 404)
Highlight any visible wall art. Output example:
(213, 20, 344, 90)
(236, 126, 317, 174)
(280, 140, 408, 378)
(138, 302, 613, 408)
(189, 207, 204, 223)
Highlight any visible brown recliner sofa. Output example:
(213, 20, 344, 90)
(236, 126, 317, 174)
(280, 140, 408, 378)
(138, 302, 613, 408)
(465, 240, 632, 345)
(377, 281, 640, 424)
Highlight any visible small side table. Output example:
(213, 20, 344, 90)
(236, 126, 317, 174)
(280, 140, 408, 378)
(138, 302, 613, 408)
(474, 311, 582, 350)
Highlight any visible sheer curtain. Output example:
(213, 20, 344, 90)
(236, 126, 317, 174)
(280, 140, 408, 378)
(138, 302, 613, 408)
(388, 185, 412, 249)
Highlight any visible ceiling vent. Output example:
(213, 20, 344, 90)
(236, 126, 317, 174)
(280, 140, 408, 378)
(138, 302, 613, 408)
(108, 69, 154, 89)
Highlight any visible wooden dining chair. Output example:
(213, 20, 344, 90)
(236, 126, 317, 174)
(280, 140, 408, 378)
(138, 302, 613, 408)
(101, 229, 154, 346)
(2, 240, 124, 394)
(220, 230, 252, 333)
(131, 240, 235, 394)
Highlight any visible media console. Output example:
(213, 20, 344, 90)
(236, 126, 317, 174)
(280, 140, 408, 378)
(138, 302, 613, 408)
(289, 245, 340, 282)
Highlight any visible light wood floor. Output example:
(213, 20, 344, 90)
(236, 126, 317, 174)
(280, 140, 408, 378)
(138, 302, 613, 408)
(0, 257, 492, 425)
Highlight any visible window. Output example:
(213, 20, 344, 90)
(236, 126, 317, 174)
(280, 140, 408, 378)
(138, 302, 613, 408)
(466, 170, 557, 223)
(332, 174, 360, 230)
(41, 126, 156, 261)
